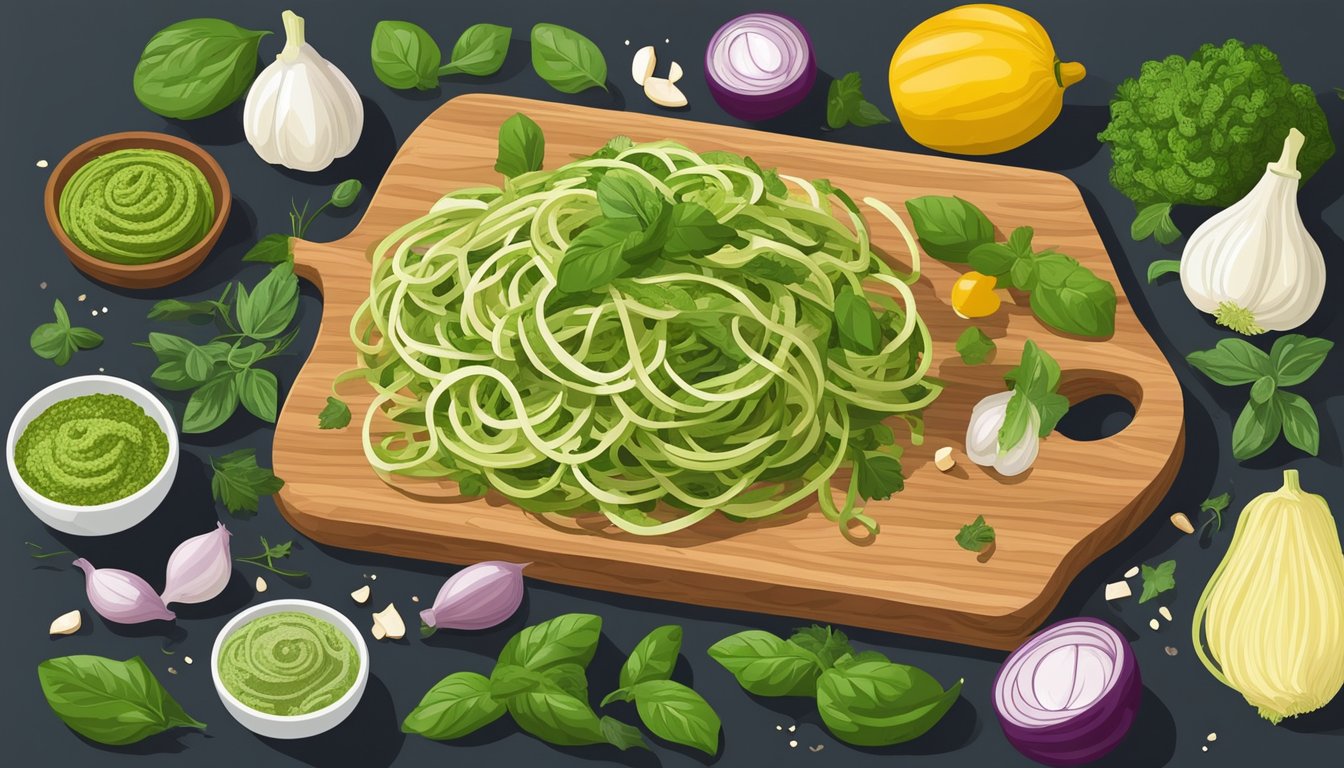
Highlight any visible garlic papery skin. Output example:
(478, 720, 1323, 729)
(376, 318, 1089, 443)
(965, 391, 1039, 477)
(160, 522, 232, 606)
(73, 558, 175, 624)
(1180, 128, 1325, 335)
(244, 10, 363, 172)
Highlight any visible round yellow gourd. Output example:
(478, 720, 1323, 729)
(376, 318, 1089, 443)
(888, 4, 1085, 155)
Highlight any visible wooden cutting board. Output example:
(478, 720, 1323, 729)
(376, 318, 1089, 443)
(275, 94, 1184, 650)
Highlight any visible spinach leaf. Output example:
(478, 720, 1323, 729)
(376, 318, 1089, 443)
(815, 661, 962, 746)
(441, 23, 511, 77)
(236, 262, 299, 339)
(371, 20, 441, 90)
(707, 630, 822, 697)
(834, 286, 881, 355)
(531, 23, 607, 93)
(318, 396, 352, 429)
(904, 196, 996, 263)
(133, 19, 269, 119)
(507, 690, 608, 746)
(401, 671, 505, 740)
(1147, 259, 1181, 283)
(497, 613, 602, 672)
(628, 679, 720, 755)
(1138, 560, 1176, 603)
(1187, 338, 1272, 386)
(37, 655, 206, 745)
(826, 71, 891, 130)
(495, 112, 545, 178)
(955, 327, 995, 365)
(238, 368, 278, 422)
(1131, 202, 1181, 245)
(1269, 334, 1333, 387)
(30, 300, 102, 366)
(619, 625, 682, 688)
(854, 451, 904, 501)
(955, 515, 995, 552)
(210, 448, 284, 516)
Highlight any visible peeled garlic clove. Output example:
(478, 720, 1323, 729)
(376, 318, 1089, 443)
(49, 610, 82, 636)
(371, 621, 386, 641)
(667, 61, 684, 85)
(255, 576, 268, 593)
(160, 522, 232, 606)
(965, 391, 1012, 466)
(420, 561, 528, 632)
(372, 603, 405, 640)
(631, 45, 656, 86)
(644, 77, 688, 108)
(351, 585, 371, 604)
(933, 446, 956, 472)
(73, 559, 175, 624)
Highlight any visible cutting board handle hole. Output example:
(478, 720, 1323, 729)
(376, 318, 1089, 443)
(1055, 371, 1139, 442)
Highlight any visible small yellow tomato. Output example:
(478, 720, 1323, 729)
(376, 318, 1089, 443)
(951, 271, 1001, 319)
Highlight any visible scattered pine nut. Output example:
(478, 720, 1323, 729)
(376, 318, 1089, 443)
(1207, 733, 1216, 742)
(184, 656, 193, 665)
(77, 294, 87, 302)
(1159, 606, 1173, 622)
(1149, 618, 1160, 631)
(809, 745, 825, 752)
(1170, 512, 1195, 534)
(934, 446, 956, 472)
(788, 740, 798, 748)
(1165, 646, 1178, 656)
(40, 281, 47, 289)
(101, 306, 108, 313)
(1124, 566, 1140, 578)
(1203, 746, 1209, 752)
(1105, 581, 1132, 601)
(255, 576, 268, 592)
(370, 574, 377, 580)
(36, 159, 49, 168)
(49, 610, 81, 636)
(775, 725, 782, 731)
(91, 310, 98, 316)
(411, 595, 419, 603)
(167, 667, 177, 675)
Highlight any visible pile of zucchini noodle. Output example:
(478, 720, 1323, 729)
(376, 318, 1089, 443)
(342, 136, 940, 539)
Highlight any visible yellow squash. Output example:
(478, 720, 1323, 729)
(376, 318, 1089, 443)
(889, 4, 1085, 155)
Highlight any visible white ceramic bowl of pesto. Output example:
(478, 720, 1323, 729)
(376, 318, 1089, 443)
(212, 599, 369, 739)
(6, 375, 178, 536)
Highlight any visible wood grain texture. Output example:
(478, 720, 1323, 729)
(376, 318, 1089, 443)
(275, 94, 1184, 650)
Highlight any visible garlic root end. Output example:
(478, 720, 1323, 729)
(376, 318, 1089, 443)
(1214, 302, 1266, 335)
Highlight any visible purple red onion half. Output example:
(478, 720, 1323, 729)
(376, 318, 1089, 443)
(993, 618, 1141, 766)
(705, 13, 816, 121)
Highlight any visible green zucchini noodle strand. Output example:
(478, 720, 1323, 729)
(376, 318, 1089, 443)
(345, 137, 941, 539)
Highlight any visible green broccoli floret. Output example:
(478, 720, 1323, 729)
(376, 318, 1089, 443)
(1098, 39, 1334, 242)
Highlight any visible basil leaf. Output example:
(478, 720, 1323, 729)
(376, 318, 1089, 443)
(530, 23, 607, 93)
(495, 112, 545, 179)
(133, 19, 269, 119)
(1007, 226, 1035, 257)
(318, 396, 352, 429)
(743, 156, 789, 198)
(1004, 340, 1061, 399)
(630, 679, 721, 756)
(1138, 560, 1176, 603)
(151, 361, 197, 391)
(507, 690, 607, 746)
(330, 179, 363, 209)
(664, 203, 736, 257)
(620, 625, 682, 688)
(371, 20, 441, 90)
(1269, 334, 1332, 387)
(30, 323, 70, 362)
(1231, 397, 1282, 461)
(851, 99, 892, 128)
(243, 233, 293, 264)
(813, 179, 861, 216)
(787, 626, 856, 669)
(1009, 256, 1038, 291)
(826, 72, 891, 130)
(1034, 393, 1070, 437)
(597, 169, 664, 226)
(997, 391, 1035, 454)
(238, 368, 279, 422)
(1187, 339, 1272, 386)
(600, 716, 649, 751)
(210, 448, 284, 516)
(31, 300, 100, 365)
(236, 262, 299, 340)
(555, 221, 642, 293)
(1131, 202, 1181, 245)
(1147, 259, 1181, 283)
(37, 655, 206, 745)
(1276, 391, 1320, 456)
(183, 374, 239, 434)
(440, 23, 511, 76)
(52, 299, 71, 328)
(816, 661, 962, 746)
(904, 196, 995, 263)
(740, 253, 810, 284)
(497, 613, 602, 672)
(69, 328, 104, 350)
(834, 286, 881, 354)
(968, 242, 1018, 277)
(707, 630, 822, 697)
(184, 345, 214, 381)
(148, 297, 226, 323)
(854, 451, 904, 501)
(402, 671, 506, 740)
(955, 515, 995, 552)
(1028, 262, 1116, 337)
(956, 327, 995, 365)
(1249, 375, 1277, 405)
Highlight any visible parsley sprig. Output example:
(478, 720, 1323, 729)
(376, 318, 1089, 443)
(234, 536, 306, 578)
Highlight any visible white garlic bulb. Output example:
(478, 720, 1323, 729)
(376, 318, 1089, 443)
(965, 391, 1039, 477)
(1179, 128, 1325, 335)
(244, 10, 363, 172)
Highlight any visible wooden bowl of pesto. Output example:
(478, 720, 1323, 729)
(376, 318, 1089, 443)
(44, 131, 230, 289)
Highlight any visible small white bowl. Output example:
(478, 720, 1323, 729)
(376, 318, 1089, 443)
(7, 375, 179, 536)
(211, 599, 369, 739)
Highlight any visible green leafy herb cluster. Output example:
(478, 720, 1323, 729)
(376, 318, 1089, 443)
(38, 655, 206, 745)
(955, 515, 995, 553)
(905, 196, 1116, 337)
(1187, 335, 1331, 460)
(210, 448, 284, 517)
(133, 19, 269, 119)
(999, 341, 1069, 454)
(372, 21, 606, 94)
(404, 614, 720, 754)
(1198, 491, 1231, 537)
(140, 263, 301, 433)
(317, 396, 352, 429)
(30, 300, 103, 365)
(826, 72, 890, 130)
(235, 535, 305, 577)
(709, 625, 961, 746)
(956, 327, 995, 365)
(244, 179, 362, 264)
(1139, 560, 1176, 603)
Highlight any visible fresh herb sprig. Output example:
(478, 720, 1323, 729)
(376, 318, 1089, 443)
(371, 21, 511, 90)
(956, 327, 995, 365)
(234, 536, 306, 577)
(139, 263, 300, 433)
(26, 541, 73, 559)
(31, 300, 103, 366)
(904, 196, 1117, 337)
(955, 516, 995, 553)
(1187, 335, 1331, 460)
(601, 625, 721, 755)
(999, 341, 1070, 454)
(826, 72, 890, 130)
(709, 625, 961, 746)
(1198, 491, 1231, 537)
(244, 179, 362, 264)
(1139, 560, 1176, 603)
(210, 449, 284, 517)
(317, 396, 351, 429)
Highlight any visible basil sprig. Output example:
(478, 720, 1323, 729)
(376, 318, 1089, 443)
(210, 449, 284, 517)
(244, 179, 363, 264)
(30, 300, 103, 366)
(826, 72, 891, 130)
(38, 655, 206, 745)
(709, 625, 961, 747)
(601, 625, 722, 756)
(1187, 334, 1331, 460)
(371, 21, 512, 90)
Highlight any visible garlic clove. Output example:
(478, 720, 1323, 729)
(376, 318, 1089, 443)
(965, 391, 1012, 466)
(667, 61, 684, 85)
(372, 603, 405, 640)
(49, 610, 82, 636)
(631, 45, 656, 87)
(644, 77, 688, 108)
(371, 621, 386, 641)
(1104, 581, 1132, 601)
(351, 585, 371, 604)
(255, 576, 268, 593)
(73, 559, 175, 625)
(160, 522, 232, 606)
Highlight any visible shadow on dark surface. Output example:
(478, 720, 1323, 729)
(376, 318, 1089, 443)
(566, 81, 628, 112)
(441, 36, 531, 86)
(1281, 693, 1344, 736)
(275, 97, 399, 190)
(259, 674, 404, 767)
(164, 100, 248, 147)
(985, 103, 1110, 172)
(748, 71, 833, 140)
(852, 696, 980, 756)
(1055, 394, 1136, 441)
(1092, 687, 1177, 767)
(75, 724, 208, 755)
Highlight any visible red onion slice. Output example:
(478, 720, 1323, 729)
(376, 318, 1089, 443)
(705, 13, 816, 121)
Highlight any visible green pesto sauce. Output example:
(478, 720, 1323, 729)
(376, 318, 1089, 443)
(58, 148, 214, 265)
(219, 611, 360, 716)
(14, 393, 168, 506)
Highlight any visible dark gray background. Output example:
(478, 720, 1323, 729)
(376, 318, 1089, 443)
(2, 0, 1341, 766)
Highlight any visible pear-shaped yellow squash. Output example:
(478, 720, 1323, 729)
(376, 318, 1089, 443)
(889, 4, 1085, 155)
